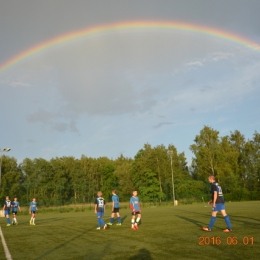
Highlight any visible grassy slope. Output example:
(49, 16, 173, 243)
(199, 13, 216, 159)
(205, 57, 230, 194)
(0, 201, 259, 260)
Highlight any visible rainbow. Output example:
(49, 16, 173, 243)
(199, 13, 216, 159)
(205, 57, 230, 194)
(0, 20, 260, 73)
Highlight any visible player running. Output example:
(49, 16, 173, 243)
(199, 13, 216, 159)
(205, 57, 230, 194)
(107, 190, 121, 226)
(203, 175, 232, 232)
(29, 197, 38, 225)
(3, 196, 12, 226)
(11, 197, 21, 225)
(94, 191, 107, 230)
(130, 190, 141, 230)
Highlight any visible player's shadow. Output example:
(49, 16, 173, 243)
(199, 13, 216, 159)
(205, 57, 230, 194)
(36, 217, 65, 224)
(128, 248, 153, 260)
(121, 215, 127, 223)
(229, 215, 260, 228)
(176, 215, 204, 229)
(35, 226, 98, 260)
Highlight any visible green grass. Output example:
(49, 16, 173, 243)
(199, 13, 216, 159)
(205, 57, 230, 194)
(0, 201, 259, 260)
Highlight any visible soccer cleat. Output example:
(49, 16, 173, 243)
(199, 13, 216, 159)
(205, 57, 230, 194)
(131, 226, 136, 230)
(103, 225, 108, 230)
(134, 224, 138, 230)
(6, 224, 11, 226)
(116, 223, 122, 226)
(96, 227, 101, 230)
(30, 221, 32, 225)
(202, 227, 212, 232)
(223, 228, 232, 232)
(106, 222, 113, 226)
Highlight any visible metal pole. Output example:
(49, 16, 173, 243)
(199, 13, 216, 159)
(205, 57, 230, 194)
(167, 150, 176, 205)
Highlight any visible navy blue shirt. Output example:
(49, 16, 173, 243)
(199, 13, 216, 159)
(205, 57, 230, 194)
(95, 197, 105, 212)
(4, 199, 11, 210)
(211, 182, 225, 204)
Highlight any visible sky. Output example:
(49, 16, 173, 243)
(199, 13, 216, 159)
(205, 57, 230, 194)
(0, 0, 260, 164)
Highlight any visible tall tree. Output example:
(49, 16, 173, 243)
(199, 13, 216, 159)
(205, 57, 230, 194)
(190, 126, 221, 180)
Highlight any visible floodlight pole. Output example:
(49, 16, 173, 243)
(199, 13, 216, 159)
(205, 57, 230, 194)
(0, 148, 11, 187)
(167, 150, 176, 206)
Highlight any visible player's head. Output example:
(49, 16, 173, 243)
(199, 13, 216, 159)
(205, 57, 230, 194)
(97, 191, 102, 197)
(112, 189, 116, 194)
(14, 197, 17, 201)
(6, 196, 9, 200)
(208, 175, 215, 183)
(32, 197, 36, 201)
(132, 190, 138, 196)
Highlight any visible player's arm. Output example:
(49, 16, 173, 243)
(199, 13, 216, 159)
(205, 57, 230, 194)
(29, 205, 31, 214)
(129, 199, 135, 211)
(112, 200, 114, 211)
(212, 191, 218, 207)
(94, 202, 97, 213)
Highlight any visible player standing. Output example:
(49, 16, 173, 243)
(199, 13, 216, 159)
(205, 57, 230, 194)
(107, 190, 121, 226)
(94, 191, 107, 230)
(130, 190, 141, 230)
(29, 197, 38, 225)
(3, 196, 12, 226)
(203, 175, 232, 232)
(11, 197, 21, 225)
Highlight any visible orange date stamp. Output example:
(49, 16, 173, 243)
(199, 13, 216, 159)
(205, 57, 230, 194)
(199, 236, 254, 246)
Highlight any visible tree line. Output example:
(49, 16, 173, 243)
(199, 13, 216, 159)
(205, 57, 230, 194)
(1, 126, 259, 206)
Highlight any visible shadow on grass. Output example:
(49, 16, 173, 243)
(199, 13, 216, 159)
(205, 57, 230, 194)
(12, 217, 66, 225)
(128, 248, 153, 260)
(176, 208, 209, 218)
(36, 217, 65, 224)
(34, 226, 97, 260)
(121, 215, 128, 224)
(175, 215, 205, 229)
(229, 215, 260, 228)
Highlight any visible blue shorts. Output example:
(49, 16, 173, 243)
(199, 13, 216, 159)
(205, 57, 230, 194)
(4, 210, 10, 216)
(96, 212, 104, 217)
(212, 203, 225, 212)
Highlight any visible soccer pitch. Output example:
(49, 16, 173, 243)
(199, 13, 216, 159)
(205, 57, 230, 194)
(0, 201, 259, 260)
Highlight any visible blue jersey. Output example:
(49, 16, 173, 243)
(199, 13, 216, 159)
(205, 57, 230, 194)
(4, 200, 12, 210)
(95, 197, 105, 212)
(211, 182, 225, 204)
(130, 196, 140, 211)
(12, 201, 20, 212)
(30, 201, 37, 211)
(112, 194, 120, 208)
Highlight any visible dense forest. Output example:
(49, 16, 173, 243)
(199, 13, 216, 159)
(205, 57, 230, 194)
(1, 126, 259, 206)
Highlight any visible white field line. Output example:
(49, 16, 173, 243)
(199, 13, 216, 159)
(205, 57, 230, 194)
(0, 226, 12, 260)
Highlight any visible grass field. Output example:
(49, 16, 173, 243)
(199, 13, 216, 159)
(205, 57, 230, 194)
(0, 201, 259, 260)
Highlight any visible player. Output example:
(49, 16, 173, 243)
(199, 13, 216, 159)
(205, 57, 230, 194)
(129, 190, 141, 230)
(203, 174, 232, 232)
(11, 197, 21, 225)
(107, 190, 121, 226)
(3, 196, 12, 226)
(29, 197, 38, 225)
(94, 191, 107, 230)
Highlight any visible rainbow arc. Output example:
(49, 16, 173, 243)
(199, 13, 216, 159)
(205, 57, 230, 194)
(0, 20, 260, 73)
